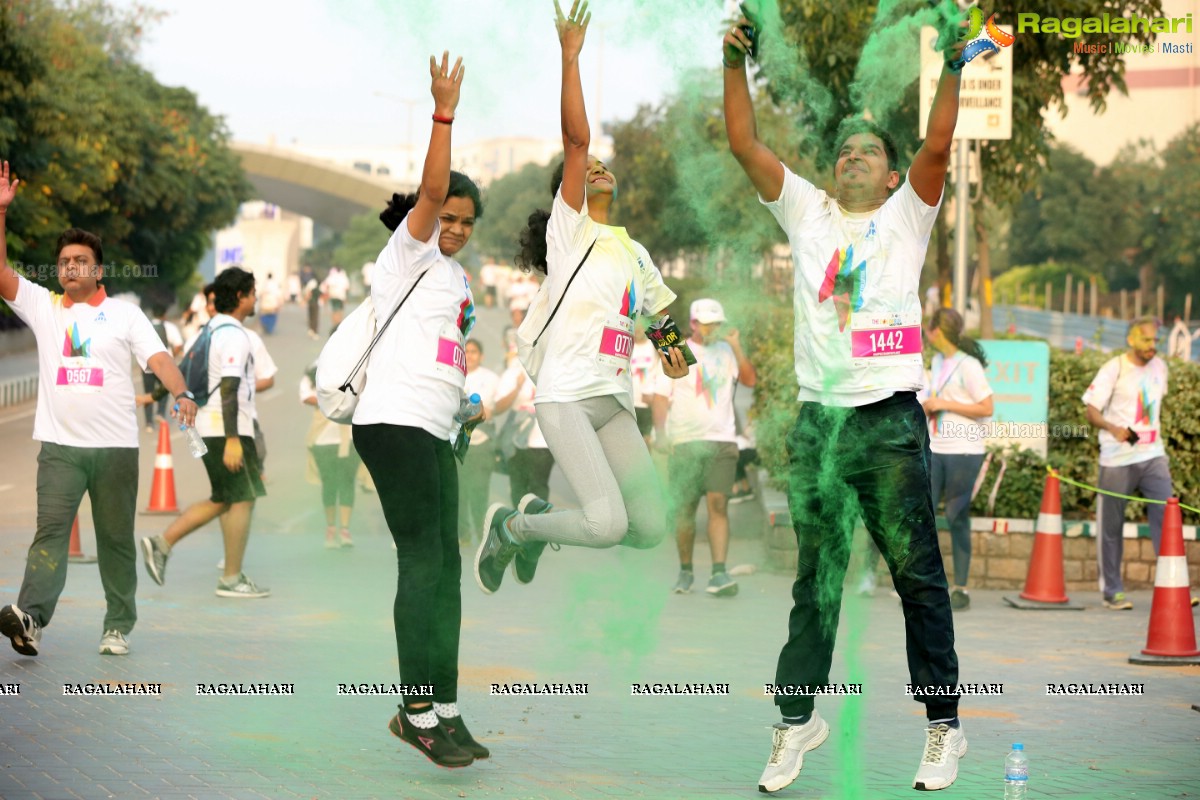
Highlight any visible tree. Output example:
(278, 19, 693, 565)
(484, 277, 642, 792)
(1008, 145, 1132, 287)
(1144, 124, 1200, 310)
(333, 211, 391, 274)
(0, 0, 248, 302)
(471, 159, 560, 263)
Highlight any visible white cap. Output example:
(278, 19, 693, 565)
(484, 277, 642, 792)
(690, 298, 726, 325)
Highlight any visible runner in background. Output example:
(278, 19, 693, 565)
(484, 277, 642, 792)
(630, 321, 663, 447)
(920, 307, 993, 611)
(301, 362, 360, 548)
(458, 339, 501, 546)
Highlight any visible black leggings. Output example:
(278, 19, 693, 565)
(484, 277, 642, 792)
(353, 424, 460, 707)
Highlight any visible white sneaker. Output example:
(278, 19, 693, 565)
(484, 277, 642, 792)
(215, 573, 271, 599)
(912, 722, 968, 791)
(98, 629, 129, 655)
(757, 711, 829, 793)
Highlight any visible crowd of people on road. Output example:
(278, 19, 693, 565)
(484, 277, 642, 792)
(0, 0, 1192, 795)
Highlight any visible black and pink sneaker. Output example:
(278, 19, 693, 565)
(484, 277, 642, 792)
(440, 714, 490, 759)
(387, 713, 474, 768)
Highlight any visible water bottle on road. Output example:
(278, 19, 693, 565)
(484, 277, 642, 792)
(174, 403, 208, 458)
(1004, 743, 1028, 799)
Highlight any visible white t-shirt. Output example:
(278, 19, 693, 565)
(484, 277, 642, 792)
(353, 217, 475, 441)
(655, 339, 740, 445)
(528, 190, 677, 414)
(299, 374, 346, 446)
(920, 351, 993, 455)
(497, 364, 547, 449)
(150, 318, 183, 355)
(6, 278, 166, 448)
(193, 314, 257, 439)
(761, 166, 940, 406)
(260, 279, 283, 313)
(630, 339, 662, 409)
(1081, 354, 1168, 467)
(322, 269, 350, 301)
(464, 366, 501, 445)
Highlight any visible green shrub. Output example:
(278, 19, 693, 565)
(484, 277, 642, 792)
(751, 305, 1200, 524)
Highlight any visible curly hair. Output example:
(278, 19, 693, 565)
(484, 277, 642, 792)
(514, 161, 568, 275)
(379, 170, 484, 232)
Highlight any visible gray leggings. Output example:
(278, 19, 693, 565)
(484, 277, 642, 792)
(508, 396, 667, 549)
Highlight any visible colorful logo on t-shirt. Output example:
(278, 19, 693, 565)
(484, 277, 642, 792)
(457, 277, 476, 336)
(618, 279, 638, 321)
(62, 323, 91, 358)
(819, 245, 866, 332)
(1135, 381, 1156, 425)
(695, 364, 721, 410)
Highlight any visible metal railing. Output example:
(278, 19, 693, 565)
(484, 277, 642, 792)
(0, 373, 37, 408)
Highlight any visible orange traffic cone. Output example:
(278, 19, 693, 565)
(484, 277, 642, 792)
(1129, 498, 1200, 665)
(67, 515, 96, 564)
(1004, 470, 1082, 610)
(142, 419, 179, 514)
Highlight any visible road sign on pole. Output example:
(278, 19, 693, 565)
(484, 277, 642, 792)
(919, 26, 1014, 141)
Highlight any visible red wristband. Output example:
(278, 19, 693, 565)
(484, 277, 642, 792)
(432, 114, 454, 125)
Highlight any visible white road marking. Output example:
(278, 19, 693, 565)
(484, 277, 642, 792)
(0, 408, 35, 426)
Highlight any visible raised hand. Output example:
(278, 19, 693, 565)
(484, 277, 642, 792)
(722, 14, 754, 68)
(429, 51, 465, 117)
(554, 0, 591, 60)
(0, 161, 20, 210)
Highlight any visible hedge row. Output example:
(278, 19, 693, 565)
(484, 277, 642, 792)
(748, 305, 1200, 524)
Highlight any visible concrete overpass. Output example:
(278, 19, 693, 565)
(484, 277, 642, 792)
(231, 142, 416, 230)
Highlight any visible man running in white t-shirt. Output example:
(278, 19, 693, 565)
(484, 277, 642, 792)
(653, 299, 756, 598)
(0, 162, 198, 658)
(724, 12, 967, 795)
(1082, 317, 1188, 610)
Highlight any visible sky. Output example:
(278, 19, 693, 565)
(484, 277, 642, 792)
(121, 0, 741, 151)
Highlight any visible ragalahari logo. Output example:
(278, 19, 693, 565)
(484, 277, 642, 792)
(951, 7, 1016, 70)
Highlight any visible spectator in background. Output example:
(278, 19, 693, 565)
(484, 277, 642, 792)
(458, 339, 501, 545)
(493, 359, 555, 523)
(1082, 317, 1191, 610)
(303, 267, 321, 339)
(140, 267, 269, 600)
(0, 169, 198, 658)
(629, 322, 662, 447)
(920, 307, 993, 611)
(181, 288, 210, 342)
(259, 272, 283, 335)
(321, 266, 351, 329)
(653, 299, 756, 598)
(729, 414, 758, 504)
(142, 303, 184, 432)
(361, 261, 374, 294)
(301, 362, 359, 548)
(287, 272, 302, 304)
(479, 260, 499, 308)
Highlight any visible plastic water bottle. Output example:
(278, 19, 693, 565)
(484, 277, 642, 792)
(1004, 743, 1028, 800)
(454, 393, 483, 427)
(452, 393, 483, 462)
(174, 403, 208, 458)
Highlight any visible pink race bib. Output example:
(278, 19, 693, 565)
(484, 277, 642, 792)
(56, 366, 104, 388)
(599, 326, 634, 360)
(850, 325, 922, 359)
(436, 337, 467, 376)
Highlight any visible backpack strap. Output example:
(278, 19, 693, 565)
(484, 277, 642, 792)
(532, 237, 599, 348)
(339, 269, 429, 394)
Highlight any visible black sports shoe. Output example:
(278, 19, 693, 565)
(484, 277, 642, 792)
(475, 504, 520, 594)
(387, 713, 474, 768)
(0, 604, 42, 656)
(440, 715, 490, 759)
(512, 493, 556, 585)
